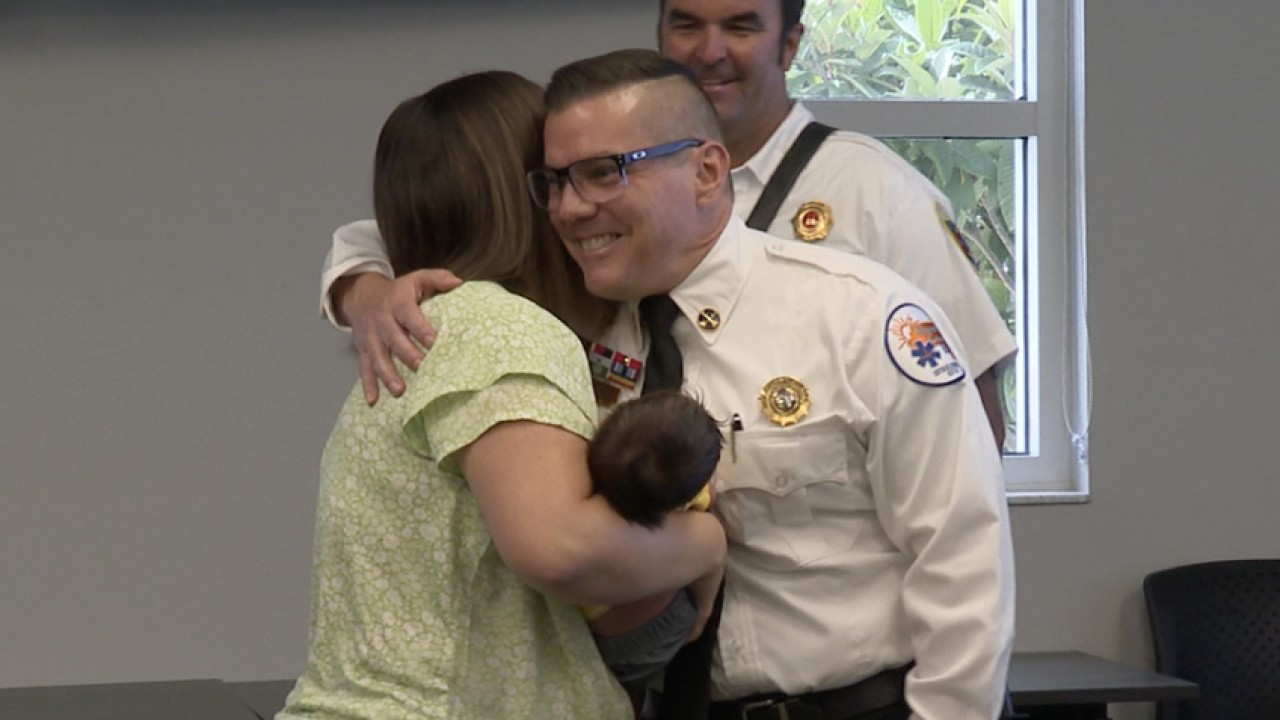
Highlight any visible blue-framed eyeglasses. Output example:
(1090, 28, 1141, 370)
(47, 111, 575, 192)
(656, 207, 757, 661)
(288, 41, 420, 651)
(526, 139, 705, 210)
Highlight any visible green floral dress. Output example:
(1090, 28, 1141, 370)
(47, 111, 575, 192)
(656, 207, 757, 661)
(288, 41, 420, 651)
(278, 281, 631, 720)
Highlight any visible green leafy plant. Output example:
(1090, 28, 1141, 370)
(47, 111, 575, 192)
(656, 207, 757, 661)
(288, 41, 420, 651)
(790, 0, 1016, 101)
(788, 0, 1022, 446)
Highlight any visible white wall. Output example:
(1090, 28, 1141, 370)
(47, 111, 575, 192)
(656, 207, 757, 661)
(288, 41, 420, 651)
(1016, 3, 1280, 717)
(2, 2, 1277, 717)
(0, 0, 657, 687)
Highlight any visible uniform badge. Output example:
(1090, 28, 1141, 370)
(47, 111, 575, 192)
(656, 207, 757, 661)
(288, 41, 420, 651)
(696, 308, 721, 331)
(935, 202, 979, 270)
(758, 376, 811, 427)
(791, 201, 833, 243)
(885, 303, 967, 387)
(587, 342, 642, 390)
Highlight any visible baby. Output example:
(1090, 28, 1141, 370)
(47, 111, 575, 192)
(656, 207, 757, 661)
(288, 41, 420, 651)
(584, 390, 722, 707)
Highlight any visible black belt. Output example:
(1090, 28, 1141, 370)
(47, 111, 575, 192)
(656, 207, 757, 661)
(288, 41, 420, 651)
(707, 664, 912, 720)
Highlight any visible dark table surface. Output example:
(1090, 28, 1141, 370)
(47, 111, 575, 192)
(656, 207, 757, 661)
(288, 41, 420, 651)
(0, 651, 1198, 719)
(0, 679, 263, 720)
(1008, 650, 1198, 707)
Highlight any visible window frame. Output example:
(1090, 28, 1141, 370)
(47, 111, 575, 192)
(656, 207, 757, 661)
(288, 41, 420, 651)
(796, 0, 1089, 502)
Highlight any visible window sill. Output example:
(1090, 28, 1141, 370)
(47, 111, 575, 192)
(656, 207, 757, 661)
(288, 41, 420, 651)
(1008, 490, 1090, 506)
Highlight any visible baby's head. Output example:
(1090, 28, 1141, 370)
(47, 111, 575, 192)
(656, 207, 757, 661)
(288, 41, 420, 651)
(588, 391, 722, 528)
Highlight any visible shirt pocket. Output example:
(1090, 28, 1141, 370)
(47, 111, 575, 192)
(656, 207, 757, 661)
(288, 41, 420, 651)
(716, 426, 870, 570)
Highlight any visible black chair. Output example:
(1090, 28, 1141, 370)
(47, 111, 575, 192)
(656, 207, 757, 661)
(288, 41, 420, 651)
(1142, 559, 1280, 720)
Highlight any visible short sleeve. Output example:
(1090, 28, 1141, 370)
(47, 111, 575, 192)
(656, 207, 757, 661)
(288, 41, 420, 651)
(398, 282, 597, 474)
(878, 183, 1017, 375)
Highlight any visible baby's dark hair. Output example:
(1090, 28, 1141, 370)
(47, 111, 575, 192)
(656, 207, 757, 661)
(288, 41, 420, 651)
(588, 390, 722, 529)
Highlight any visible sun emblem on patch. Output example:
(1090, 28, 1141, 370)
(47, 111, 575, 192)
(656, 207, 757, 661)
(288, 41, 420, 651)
(885, 303, 967, 387)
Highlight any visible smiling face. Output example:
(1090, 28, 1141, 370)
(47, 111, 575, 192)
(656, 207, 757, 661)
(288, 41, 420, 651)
(658, 0, 802, 163)
(542, 78, 727, 302)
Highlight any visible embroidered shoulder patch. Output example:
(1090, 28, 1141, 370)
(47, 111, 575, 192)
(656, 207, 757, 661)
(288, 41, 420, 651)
(935, 202, 979, 270)
(885, 303, 967, 387)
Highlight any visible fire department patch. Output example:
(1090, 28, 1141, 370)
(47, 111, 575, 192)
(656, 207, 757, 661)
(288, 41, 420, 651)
(885, 303, 966, 387)
(935, 202, 979, 270)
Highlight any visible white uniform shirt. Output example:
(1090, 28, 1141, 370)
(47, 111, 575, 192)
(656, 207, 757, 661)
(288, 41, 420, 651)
(320, 104, 1015, 375)
(731, 102, 1015, 376)
(593, 217, 1015, 720)
(319, 219, 387, 327)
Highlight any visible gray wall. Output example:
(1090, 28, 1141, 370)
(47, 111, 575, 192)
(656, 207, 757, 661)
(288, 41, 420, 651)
(2, 2, 1277, 717)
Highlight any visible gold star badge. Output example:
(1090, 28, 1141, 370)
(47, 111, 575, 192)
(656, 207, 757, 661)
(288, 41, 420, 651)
(696, 308, 721, 331)
(792, 201, 832, 243)
(759, 376, 811, 427)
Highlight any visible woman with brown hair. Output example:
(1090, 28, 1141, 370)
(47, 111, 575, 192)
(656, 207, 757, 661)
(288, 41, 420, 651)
(277, 71, 725, 720)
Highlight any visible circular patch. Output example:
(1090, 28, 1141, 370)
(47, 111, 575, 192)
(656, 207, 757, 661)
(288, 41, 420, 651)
(758, 376, 811, 426)
(885, 303, 967, 387)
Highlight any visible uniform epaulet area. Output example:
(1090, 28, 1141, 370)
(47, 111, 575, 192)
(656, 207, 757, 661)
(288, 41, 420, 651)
(761, 240, 882, 285)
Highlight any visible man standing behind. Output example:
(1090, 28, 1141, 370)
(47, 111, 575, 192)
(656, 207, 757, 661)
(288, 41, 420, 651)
(534, 48, 1014, 720)
(323, 0, 1016, 450)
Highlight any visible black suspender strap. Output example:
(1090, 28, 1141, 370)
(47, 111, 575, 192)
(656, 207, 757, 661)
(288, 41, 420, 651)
(744, 121, 836, 231)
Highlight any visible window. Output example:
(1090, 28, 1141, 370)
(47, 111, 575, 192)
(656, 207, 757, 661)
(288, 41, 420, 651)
(788, 0, 1088, 500)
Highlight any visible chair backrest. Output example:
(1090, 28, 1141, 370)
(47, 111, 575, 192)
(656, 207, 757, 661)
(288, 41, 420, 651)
(1143, 559, 1280, 720)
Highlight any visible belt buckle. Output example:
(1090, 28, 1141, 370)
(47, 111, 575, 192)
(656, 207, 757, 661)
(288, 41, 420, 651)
(742, 697, 825, 720)
(742, 696, 808, 717)
(742, 696, 778, 717)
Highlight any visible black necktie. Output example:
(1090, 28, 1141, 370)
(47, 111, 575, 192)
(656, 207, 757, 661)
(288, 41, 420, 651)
(639, 294, 683, 395)
(638, 295, 722, 719)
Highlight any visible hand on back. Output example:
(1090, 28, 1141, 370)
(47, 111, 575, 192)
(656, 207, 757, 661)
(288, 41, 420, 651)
(335, 269, 463, 405)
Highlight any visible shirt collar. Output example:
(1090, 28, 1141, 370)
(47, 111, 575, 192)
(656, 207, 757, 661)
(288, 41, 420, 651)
(666, 215, 755, 347)
(736, 101, 816, 183)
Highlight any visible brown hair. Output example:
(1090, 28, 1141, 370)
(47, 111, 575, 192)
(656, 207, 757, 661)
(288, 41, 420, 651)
(373, 71, 614, 337)
(545, 49, 721, 143)
(588, 390, 722, 528)
(779, 0, 805, 31)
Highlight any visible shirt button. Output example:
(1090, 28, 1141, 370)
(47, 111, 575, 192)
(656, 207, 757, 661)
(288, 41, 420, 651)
(775, 475, 788, 489)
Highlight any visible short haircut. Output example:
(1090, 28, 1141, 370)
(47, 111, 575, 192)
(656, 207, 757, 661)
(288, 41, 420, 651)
(588, 390, 723, 528)
(373, 71, 613, 337)
(780, 0, 805, 32)
(545, 48, 722, 143)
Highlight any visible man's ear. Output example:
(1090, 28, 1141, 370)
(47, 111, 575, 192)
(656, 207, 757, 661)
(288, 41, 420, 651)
(692, 141, 731, 207)
(781, 22, 804, 71)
